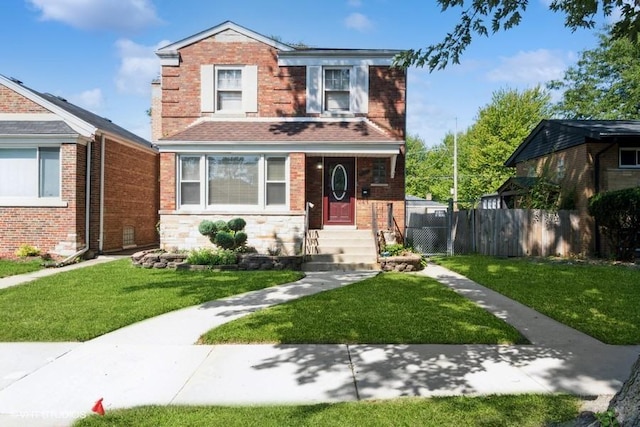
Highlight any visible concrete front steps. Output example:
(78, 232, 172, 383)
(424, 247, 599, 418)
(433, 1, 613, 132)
(303, 228, 379, 271)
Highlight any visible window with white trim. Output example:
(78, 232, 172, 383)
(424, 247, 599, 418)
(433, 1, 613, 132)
(324, 68, 350, 112)
(0, 147, 60, 198)
(216, 68, 242, 112)
(556, 158, 566, 179)
(178, 154, 288, 209)
(620, 148, 640, 168)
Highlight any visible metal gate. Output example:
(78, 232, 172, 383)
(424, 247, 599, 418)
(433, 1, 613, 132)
(405, 199, 452, 256)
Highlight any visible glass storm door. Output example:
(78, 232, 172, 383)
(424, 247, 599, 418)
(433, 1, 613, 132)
(323, 158, 355, 225)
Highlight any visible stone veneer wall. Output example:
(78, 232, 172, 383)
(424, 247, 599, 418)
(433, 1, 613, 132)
(159, 213, 305, 255)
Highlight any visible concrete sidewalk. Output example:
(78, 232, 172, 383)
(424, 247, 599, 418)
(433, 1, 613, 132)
(0, 263, 638, 427)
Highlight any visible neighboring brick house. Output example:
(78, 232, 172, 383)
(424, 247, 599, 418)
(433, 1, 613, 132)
(153, 21, 406, 255)
(0, 74, 159, 259)
(502, 119, 640, 255)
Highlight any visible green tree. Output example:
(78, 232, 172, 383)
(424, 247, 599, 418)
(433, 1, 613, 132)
(549, 28, 640, 119)
(394, 0, 640, 70)
(461, 86, 552, 205)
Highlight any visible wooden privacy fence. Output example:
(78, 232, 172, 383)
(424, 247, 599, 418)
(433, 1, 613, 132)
(452, 209, 581, 257)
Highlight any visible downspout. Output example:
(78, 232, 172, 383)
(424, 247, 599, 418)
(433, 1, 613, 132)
(593, 141, 617, 255)
(57, 139, 92, 266)
(99, 134, 105, 253)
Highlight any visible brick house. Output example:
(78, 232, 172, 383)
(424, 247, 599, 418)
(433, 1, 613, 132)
(153, 21, 406, 260)
(502, 119, 640, 255)
(0, 74, 159, 259)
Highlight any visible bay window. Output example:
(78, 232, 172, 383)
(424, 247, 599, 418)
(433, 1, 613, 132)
(0, 147, 60, 198)
(178, 154, 288, 209)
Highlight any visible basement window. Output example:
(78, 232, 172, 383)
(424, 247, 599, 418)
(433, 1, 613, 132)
(123, 226, 135, 247)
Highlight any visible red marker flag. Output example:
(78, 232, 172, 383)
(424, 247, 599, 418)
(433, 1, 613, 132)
(91, 398, 105, 416)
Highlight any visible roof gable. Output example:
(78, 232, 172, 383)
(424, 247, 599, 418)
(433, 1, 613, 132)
(156, 21, 294, 66)
(505, 119, 640, 167)
(0, 74, 153, 150)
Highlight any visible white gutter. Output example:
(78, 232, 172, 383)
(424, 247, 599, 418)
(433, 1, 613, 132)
(99, 134, 105, 253)
(57, 138, 92, 266)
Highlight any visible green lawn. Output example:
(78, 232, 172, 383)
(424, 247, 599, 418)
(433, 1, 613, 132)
(73, 395, 580, 427)
(200, 272, 527, 345)
(435, 255, 640, 345)
(0, 259, 303, 341)
(0, 258, 42, 278)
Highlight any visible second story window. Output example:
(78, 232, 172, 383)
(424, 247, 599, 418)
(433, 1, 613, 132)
(216, 68, 242, 112)
(324, 68, 350, 112)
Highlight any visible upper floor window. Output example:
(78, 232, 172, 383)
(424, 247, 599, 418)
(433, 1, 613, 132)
(216, 68, 243, 112)
(620, 148, 640, 168)
(0, 147, 60, 198)
(324, 68, 350, 112)
(200, 65, 258, 114)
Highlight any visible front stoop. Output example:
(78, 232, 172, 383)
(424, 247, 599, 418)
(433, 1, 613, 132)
(303, 229, 379, 271)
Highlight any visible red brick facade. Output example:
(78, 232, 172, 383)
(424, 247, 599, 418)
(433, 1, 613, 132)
(155, 24, 406, 249)
(0, 82, 159, 258)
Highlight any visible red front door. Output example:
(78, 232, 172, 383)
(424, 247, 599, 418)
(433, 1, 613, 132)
(323, 158, 355, 225)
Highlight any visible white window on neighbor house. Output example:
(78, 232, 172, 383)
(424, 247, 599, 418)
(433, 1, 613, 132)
(0, 147, 60, 199)
(620, 148, 640, 168)
(556, 158, 566, 180)
(527, 165, 536, 177)
(324, 68, 351, 112)
(200, 65, 258, 114)
(177, 154, 288, 210)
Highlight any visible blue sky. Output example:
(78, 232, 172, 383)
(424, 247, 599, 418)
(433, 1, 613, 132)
(2, 0, 608, 146)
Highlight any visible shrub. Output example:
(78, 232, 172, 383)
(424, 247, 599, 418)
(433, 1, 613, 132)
(198, 220, 217, 236)
(214, 231, 235, 250)
(186, 248, 238, 266)
(383, 243, 406, 256)
(227, 217, 246, 232)
(198, 218, 248, 251)
(589, 187, 640, 261)
(15, 244, 40, 258)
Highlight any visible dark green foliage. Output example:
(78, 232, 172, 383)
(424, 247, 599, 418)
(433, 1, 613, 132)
(589, 187, 640, 261)
(214, 231, 235, 250)
(227, 218, 246, 232)
(187, 248, 237, 266)
(214, 220, 229, 232)
(198, 220, 217, 236)
(234, 231, 248, 247)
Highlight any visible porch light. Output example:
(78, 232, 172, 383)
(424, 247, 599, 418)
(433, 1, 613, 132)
(316, 160, 323, 169)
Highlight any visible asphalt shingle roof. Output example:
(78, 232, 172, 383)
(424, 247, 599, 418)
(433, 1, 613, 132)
(505, 119, 640, 166)
(161, 120, 401, 143)
(0, 120, 75, 135)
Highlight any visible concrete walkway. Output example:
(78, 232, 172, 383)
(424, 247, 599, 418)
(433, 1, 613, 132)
(0, 260, 638, 427)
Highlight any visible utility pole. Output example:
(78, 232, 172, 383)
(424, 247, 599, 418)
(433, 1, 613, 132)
(453, 117, 458, 206)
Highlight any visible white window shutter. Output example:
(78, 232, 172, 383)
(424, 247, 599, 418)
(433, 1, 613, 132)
(351, 65, 369, 114)
(243, 65, 258, 113)
(306, 66, 322, 114)
(200, 65, 215, 112)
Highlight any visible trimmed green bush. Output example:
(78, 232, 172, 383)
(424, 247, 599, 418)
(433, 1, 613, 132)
(186, 248, 238, 266)
(15, 244, 41, 258)
(228, 217, 246, 232)
(198, 218, 249, 252)
(589, 187, 640, 260)
(198, 220, 217, 236)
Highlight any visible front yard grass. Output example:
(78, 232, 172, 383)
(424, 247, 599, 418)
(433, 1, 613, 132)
(0, 258, 303, 342)
(73, 394, 580, 427)
(435, 255, 640, 345)
(0, 258, 42, 278)
(200, 272, 527, 345)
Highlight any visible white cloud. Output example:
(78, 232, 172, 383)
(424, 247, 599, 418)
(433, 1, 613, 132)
(115, 38, 168, 96)
(344, 12, 373, 32)
(69, 88, 104, 110)
(347, 0, 362, 7)
(485, 49, 567, 84)
(26, 0, 161, 32)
